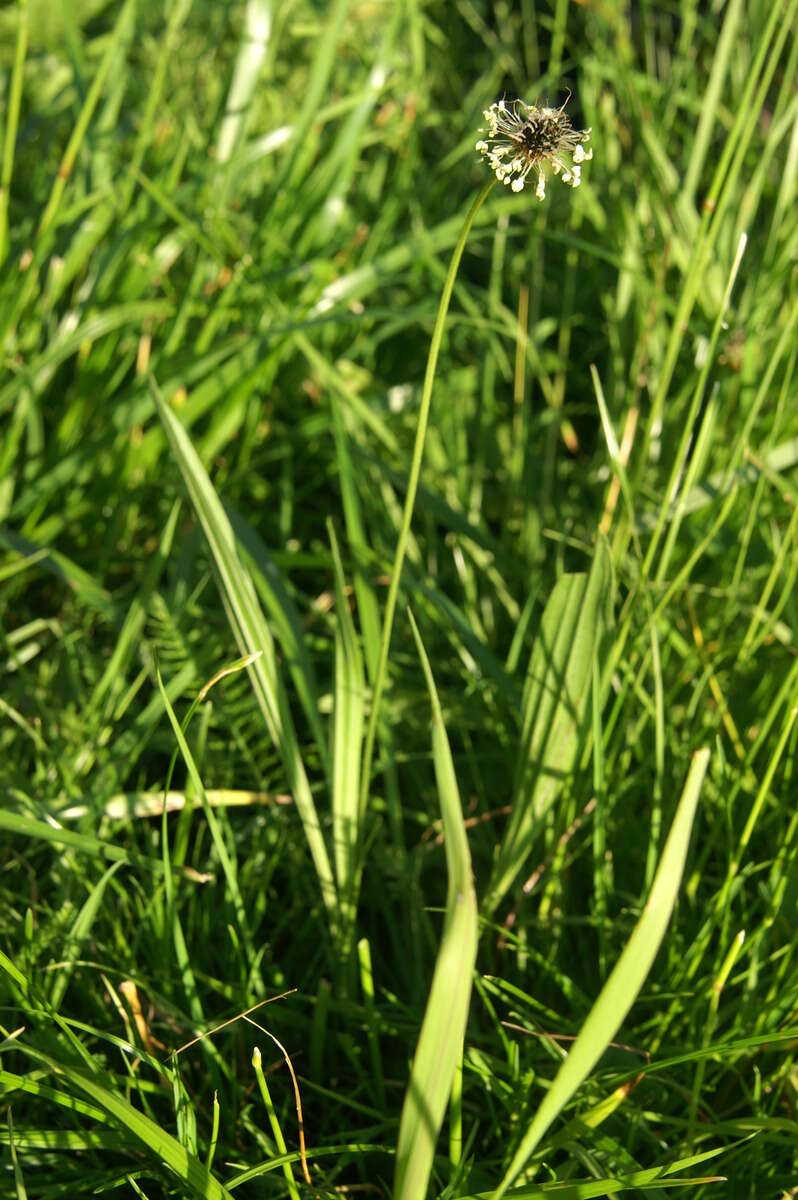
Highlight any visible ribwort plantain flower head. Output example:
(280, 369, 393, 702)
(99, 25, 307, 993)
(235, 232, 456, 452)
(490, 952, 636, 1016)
(475, 96, 592, 199)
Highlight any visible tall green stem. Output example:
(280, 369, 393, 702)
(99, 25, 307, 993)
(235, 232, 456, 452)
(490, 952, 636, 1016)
(358, 177, 496, 815)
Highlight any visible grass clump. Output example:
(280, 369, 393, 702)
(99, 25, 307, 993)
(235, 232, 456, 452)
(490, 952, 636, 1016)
(1, 1, 797, 1197)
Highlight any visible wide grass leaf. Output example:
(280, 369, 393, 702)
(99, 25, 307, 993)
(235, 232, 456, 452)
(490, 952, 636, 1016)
(487, 537, 614, 914)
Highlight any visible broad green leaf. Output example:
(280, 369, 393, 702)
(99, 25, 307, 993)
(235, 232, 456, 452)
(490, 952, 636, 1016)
(487, 537, 613, 914)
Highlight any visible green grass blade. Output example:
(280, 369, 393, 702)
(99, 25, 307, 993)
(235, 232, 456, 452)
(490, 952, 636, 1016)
(270, 0, 352, 196)
(29, 1051, 233, 1200)
(228, 508, 329, 774)
(487, 537, 614, 914)
(215, 0, 273, 170)
(49, 861, 125, 1011)
(463, 1140, 730, 1196)
(358, 178, 495, 816)
(150, 376, 338, 927)
(0, 0, 28, 266)
(328, 519, 366, 947)
(492, 747, 711, 1197)
(394, 612, 478, 1200)
(0, 526, 114, 620)
(89, 499, 180, 718)
(0, 810, 161, 874)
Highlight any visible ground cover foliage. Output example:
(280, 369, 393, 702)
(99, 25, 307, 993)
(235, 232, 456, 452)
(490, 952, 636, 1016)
(1, 0, 797, 1196)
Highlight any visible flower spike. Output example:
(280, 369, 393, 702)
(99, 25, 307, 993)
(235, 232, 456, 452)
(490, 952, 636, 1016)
(476, 95, 592, 199)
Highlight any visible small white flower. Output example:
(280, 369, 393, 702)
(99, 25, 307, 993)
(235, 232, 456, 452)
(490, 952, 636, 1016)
(475, 95, 592, 201)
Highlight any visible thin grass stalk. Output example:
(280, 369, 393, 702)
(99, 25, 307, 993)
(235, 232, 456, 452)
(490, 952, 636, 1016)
(629, 0, 792, 495)
(0, 0, 28, 267)
(647, 232, 748, 583)
(251, 1047, 300, 1200)
(687, 928, 746, 1149)
(358, 178, 495, 813)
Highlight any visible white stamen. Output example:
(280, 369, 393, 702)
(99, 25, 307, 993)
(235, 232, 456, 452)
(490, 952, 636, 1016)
(475, 97, 592, 201)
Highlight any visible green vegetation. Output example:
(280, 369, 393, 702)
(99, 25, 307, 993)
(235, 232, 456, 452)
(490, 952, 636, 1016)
(1, 0, 797, 1196)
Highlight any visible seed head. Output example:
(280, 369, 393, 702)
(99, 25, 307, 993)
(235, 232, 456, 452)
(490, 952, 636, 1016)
(476, 96, 592, 199)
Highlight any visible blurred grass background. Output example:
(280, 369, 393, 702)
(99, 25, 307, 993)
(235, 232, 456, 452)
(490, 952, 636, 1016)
(1, 0, 797, 1196)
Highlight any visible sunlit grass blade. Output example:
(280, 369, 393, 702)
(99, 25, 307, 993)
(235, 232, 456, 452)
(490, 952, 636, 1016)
(230, 509, 329, 775)
(215, 0, 273, 172)
(492, 747, 711, 1197)
(251, 1045, 301, 1200)
(358, 178, 495, 817)
(150, 376, 338, 927)
(0, 810, 162, 874)
(328, 519, 366, 951)
(486, 537, 614, 915)
(0, 0, 28, 266)
(270, 0, 352, 196)
(394, 612, 478, 1200)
